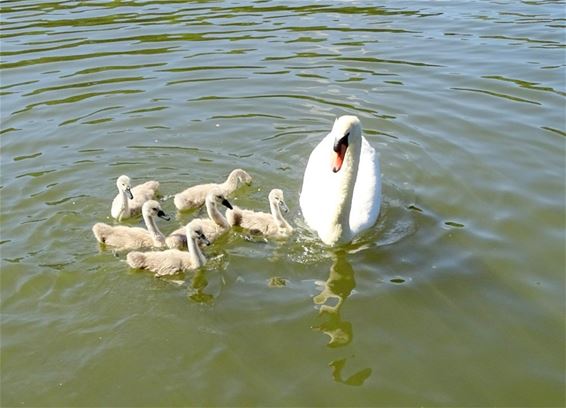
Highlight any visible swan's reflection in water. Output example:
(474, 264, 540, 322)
(312, 252, 355, 347)
(329, 358, 373, 387)
(312, 251, 372, 386)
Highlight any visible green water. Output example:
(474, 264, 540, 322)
(1, 1, 564, 406)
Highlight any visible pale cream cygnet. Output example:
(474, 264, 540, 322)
(226, 189, 293, 238)
(93, 200, 170, 251)
(111, 175, 160, 221)
(127, 219, 210, 277)
(173, 169, 251, 211)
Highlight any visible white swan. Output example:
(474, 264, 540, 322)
(173, 169, 252, 211)
(111, 175, 160, 221)
(300, 115, 381, 246)
(127, 219, 210, 277)
(93, 200, 170, 250)
(166, 188, 233, 249)
(226, 189, 293, 238)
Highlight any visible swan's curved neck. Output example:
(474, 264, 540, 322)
(144, 213, 165, 245)
(117, 189, 130, 221)
(187, 233, 206, 267)
(206, 200, 229, 228)
(329, 141, 361, 244)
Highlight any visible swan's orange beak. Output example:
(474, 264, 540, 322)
(332, 142, 348, 173)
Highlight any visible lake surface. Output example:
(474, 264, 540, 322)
(1, 0, 564, 406)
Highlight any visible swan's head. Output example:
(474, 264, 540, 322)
(232, 169, 252, 185)
(330, 115, 362, 173)
(116, 175, 133, 199)
(206, 188, 233, 210)
(269, 189, 289, 213)
(186, 219, 211, 246)
(142, 200, 170, 221)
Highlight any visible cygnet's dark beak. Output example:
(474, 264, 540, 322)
(126, 187, 134, 200)
(198, 231, 211, 246)
(157, 210, 170, 221)
(222, 198, 233, 210)
(280, 201, 289, 213)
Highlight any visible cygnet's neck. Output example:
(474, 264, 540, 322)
(270, 200, 290, 229)
(206, 199, 229, 229)
(222, 171, 241, 193)
(187, 231, 206, 267)
(143, 212, 165, 246)
(117, 188, 130, 221)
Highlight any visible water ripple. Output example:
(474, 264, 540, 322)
(188, 94, 381, 115)
(0, 47, 176, 69)
(13, 89, 144, 115)
(451, 87, 542, 105)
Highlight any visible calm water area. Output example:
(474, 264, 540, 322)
(1, 0, 565, 406)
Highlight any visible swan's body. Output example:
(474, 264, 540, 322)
(93, 200, 170, 251)
(127, 219, 210, 277)
(111, 175, 160, 221)
(300, 115, 381, 246)
(173, 169, 251, 211)
(226, 189, 293, 238)
(166, 189, 233, 249)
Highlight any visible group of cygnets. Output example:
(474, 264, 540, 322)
(92, 169, 293, 277)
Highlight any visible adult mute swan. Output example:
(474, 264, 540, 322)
(111, 175, 160, 221)
(166, 188, 233, 249)
(226, 189, 293, 238)
(173, 169, 252, 211)
(299, 115, 381, 246)
(127, 219, 210, 277)
(93, 200, 170, 251)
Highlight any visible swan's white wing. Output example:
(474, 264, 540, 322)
(349, 136, 381, 235)
(300, 133, 340, 233)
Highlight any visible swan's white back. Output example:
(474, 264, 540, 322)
(299, 116, 381, 245)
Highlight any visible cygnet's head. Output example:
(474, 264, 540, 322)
(116, 175, 133, 199)
(330, 115, 362, 173)
(232, 169, 252, 185)
(186, 219, 211, 246)
(141, 200, 170, 221)
(269, 189, 289, 213)
(206, 188, 233, 210)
